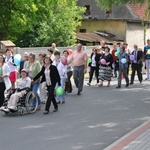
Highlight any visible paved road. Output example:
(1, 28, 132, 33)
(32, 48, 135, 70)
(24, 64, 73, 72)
(0, 77, 150, 150)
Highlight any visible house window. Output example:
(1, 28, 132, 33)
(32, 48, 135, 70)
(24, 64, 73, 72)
(84, 5, 91, 16)
(80, 29, 86, 33)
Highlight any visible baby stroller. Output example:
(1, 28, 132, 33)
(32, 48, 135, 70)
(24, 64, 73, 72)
(1, 88, 38, 115)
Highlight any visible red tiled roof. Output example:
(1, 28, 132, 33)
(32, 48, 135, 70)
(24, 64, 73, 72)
(128, 1, 148, 20)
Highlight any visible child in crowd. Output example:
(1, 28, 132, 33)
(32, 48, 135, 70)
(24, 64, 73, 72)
(53, 52, 67, 103)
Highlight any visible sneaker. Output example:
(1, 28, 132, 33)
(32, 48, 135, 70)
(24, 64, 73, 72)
(2, 108, 9, 112)
(87, 83, 91, 86)
(130, 82, 134, 85)
(62, 101, 65, 104)
(8, 106, 17, 111)
(0, 106, 5, 110)
(57, 101, 60, 104)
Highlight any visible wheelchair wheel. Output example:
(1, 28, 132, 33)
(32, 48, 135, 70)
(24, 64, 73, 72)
(25, 91, 38, 114)
(20, 108, 24, 116)
(5, 112, 9, 115)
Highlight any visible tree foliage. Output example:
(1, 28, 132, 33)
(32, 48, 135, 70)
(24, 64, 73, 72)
(0, 0, 85, 47)
(0, 0, 36, 41)
(96, 0, 145, 10)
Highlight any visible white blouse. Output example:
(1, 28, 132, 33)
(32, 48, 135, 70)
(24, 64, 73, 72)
(44, 69, 51, 86)
(17, 77, 31, 89)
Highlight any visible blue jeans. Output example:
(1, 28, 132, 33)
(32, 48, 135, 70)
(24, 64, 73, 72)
(56, 78, 66, 102)
(113, 62, 117, 77)
(32, 81, 41, 106)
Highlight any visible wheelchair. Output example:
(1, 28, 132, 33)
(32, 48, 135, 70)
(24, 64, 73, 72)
(2, 88, 38, 115)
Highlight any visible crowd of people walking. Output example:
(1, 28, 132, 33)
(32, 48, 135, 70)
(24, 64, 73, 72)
(0, 40, 149, 115)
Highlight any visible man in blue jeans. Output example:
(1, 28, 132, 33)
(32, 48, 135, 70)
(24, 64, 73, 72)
(116, 45, 129, 88)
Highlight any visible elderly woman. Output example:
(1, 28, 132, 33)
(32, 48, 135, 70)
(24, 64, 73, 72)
(24, 53, 42, 110)
(0, 54, 11, 107)
(1, 69, 31, 112)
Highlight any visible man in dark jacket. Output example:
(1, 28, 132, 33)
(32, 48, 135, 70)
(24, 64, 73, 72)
(130, 44, 143, 84)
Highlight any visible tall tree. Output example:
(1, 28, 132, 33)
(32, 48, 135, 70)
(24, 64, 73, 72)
(0, 0, 85, 47)
(0, 0, 37, 41)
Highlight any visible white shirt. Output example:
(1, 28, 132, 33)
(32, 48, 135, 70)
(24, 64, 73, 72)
(5, 56, 17, 72)
(17, 77, 31, 89)
(57, 62, 67, 78)
(44, 69, 51, 86)
(91, 55, 96, 67)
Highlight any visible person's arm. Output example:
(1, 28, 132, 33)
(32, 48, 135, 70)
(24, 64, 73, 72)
(36, 61, 42, 74)
(84, 52, 88, 73)
(67, 53, 73, 64)
(1, 64, 10, 78)
(33, 66, 44, 81)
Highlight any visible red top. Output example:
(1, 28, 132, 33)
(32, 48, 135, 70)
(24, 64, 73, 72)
(111, 49, 117, 62)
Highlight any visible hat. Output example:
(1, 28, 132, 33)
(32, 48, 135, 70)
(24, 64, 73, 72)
(21, 69, 28, 74)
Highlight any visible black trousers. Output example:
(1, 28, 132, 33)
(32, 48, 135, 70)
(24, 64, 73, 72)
(65, 71, 73, 93)
(89, 66, 99, 83)
(131, 63, 143, 83)
(0, 82, 6, 107)
(46, 85, 58, 111)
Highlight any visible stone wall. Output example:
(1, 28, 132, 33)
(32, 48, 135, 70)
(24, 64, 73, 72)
(14, 46, 99, 58)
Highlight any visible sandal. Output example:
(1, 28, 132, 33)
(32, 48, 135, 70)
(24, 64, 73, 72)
(98, 84, 103, 87)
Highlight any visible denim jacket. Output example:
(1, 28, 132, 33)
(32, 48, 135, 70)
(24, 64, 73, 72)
(118, 52, 129, 68)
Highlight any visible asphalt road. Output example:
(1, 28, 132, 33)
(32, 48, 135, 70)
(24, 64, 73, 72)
(0, 77, 150, 150)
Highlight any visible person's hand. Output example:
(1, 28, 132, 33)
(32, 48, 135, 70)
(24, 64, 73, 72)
(106, 62, 110, 65)
(84, 68, 87, 74)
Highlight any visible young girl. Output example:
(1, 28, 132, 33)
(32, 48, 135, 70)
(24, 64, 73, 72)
(53, 52, 67, 103)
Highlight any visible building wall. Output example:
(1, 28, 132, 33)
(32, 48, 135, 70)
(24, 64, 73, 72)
(126, 22, 150, 50)
(77, 20, 126, 40)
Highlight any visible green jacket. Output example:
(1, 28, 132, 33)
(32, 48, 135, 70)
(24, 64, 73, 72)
(24, 60, 41, 78)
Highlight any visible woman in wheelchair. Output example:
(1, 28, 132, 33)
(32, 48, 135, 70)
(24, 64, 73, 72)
(0, 69, 31, 112)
